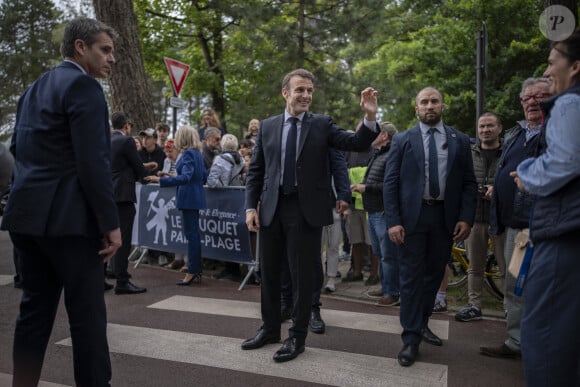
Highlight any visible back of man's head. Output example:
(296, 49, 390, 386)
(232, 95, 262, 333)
(111, 111, 131, 130)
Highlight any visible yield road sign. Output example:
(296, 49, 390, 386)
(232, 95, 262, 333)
(164, 57, 190, 96)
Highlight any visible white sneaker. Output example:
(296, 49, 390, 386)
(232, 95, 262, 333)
(158, 255, 169, 265)
(324, 278, 336, 293)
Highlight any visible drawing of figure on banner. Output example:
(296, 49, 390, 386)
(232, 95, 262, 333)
(146, 196, 175, 245)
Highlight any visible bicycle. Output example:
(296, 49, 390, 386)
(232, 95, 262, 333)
(447, 240, 504, 300)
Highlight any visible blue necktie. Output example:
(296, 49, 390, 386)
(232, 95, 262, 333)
(428, 128, 440, 199)
(283, 117, 298, 194)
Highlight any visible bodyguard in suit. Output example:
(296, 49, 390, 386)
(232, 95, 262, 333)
(384, 87, 476, 367)
(0, 18, 121, 386)
(110, 111, 157, 295)
(242, 68, 379, 362)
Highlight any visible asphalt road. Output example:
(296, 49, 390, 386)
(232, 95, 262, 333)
(0, 230, 524, 387)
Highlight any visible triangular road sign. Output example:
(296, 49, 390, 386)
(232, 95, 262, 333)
(163, 57, 190, 96)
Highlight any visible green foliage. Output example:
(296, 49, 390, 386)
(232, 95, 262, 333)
(357, 0, 551, 135)
(1, 0, 566, 138)
(0, 0, 61, 127)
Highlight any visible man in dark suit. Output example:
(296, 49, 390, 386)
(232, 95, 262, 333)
(384, 87, 477, 367)
(0, 18, 121, 386)
(110, 111, 157, 295)
(242, 68, 379, 362)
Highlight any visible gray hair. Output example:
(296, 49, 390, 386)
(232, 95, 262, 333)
(519, 77, 550, 97)
(60, 17, 118, 58)
(379, 121, 398, 138)
(220, 134, 239, 152)
(204, 126, 221, 139)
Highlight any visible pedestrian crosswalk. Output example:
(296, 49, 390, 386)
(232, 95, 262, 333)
(149, 295, 449, 338)
(55, 296, 449, 387)
(0, 373, 69, 387)
(0, 274, 13, 286)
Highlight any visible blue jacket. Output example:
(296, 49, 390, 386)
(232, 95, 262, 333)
(160, 148, 207, 210)
(529, 83, 580, 241)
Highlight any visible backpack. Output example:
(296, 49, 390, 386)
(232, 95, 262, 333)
(222, 153, 245, 186)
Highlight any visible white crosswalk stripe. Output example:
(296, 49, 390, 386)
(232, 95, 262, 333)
(149, 295, 449, 339)
(57, 323, 447, 387)
(53, 296, 449, 386)
(0, 372, 70, 387)
(0, 274, 13, 286)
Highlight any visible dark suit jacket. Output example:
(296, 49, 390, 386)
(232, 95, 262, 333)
(245, 112, 378, 228)
(384, 124, 477, 234)
(160, 148, 207, 210)
(1, 61, 118, 237)
(111, 130, 148, 203)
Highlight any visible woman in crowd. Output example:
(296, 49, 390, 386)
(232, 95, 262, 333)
(145, 126, 206, 285)
(198, 108, 225, 140)
(133, 136, 143, 151)
(513, 27, 580, 387)
(207, 134, 245, 188)
(206, 134, 245, 281)
(244, 118, 260, 143)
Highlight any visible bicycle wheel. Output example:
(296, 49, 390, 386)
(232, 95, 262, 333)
(484, 253, 504, 300)
(447, 244, 468, 288)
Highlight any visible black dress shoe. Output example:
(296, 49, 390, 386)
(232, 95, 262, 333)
(422, 326, 442, 346)
(397, 344, 419, 367)
(280, 306, 292, 322)
(241, 329, 280, 350)
(309, 309, 326, 334)
(273, 337, 305, 363)
(114, 281, 147, 295)
(104, 281, 114, 291)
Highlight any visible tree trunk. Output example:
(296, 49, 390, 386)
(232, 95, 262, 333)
(93, 0, 156, 133)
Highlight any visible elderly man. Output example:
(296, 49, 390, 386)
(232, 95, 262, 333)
(481, 77, 551, 359)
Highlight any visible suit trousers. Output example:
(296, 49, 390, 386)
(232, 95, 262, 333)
(10, 232, 111, 387)
(280, 248, 324, 311)
(398, 203, 453, 346)
(112, 202, 136, 282)
(521, 230, 580, 387)
(260, 192, 322, 340)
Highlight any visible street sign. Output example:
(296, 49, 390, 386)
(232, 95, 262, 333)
(163, 57, 190, 96)
(169, 96, 189, 109)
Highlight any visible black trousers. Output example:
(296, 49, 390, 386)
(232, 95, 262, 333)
(398, 203, 453, 346)
(281, 251, 324, 311)
(259, 193, 322, 340)
(111, 202, 136, 283)
(10, 232, 111, 387)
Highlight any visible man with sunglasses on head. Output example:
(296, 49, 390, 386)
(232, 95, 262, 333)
(480, 77, 551, 359)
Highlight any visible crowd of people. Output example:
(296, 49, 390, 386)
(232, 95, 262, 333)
(1, 15, 578, 387)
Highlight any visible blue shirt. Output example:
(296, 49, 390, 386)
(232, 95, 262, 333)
(517, 93, 580, 196)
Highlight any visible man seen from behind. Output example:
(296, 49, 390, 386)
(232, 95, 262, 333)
(0, 17, 121, 386)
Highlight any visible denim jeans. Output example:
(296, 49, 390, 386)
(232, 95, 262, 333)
(367, 211, 399, 297)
